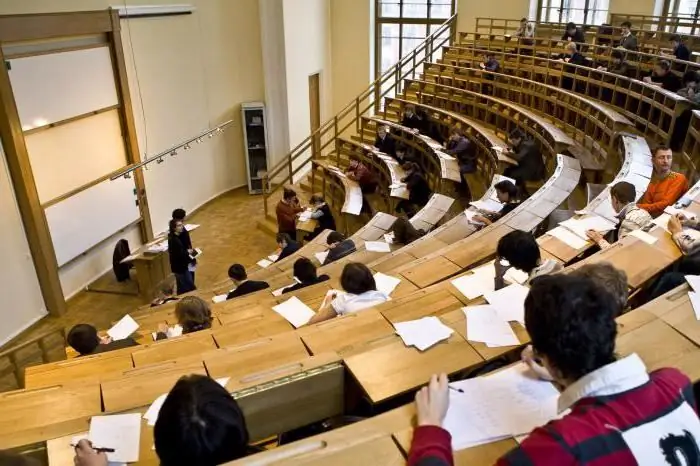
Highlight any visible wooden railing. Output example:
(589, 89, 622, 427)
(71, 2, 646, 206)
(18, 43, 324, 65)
(261, 14, 458, 217)
(475, 15, 700, 35)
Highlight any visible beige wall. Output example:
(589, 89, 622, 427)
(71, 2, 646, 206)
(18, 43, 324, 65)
(0, 1, 264, 300)
(457, 0, 529, 33)
(609, 0, 657, 17)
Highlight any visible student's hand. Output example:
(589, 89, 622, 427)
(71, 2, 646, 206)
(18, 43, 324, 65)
(586, 229, 604, 243)
(472, 214, 491, 225)
(415, 373, 450, 427)
(643, 76, 652, 83)
(157, 323, 169, 334)
(74, 439, 108, 466)
(521, 345, 554, 381)
(668, 214, 684, 235)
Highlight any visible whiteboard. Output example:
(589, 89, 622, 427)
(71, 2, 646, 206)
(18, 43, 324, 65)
(45, 176, 140, 267)
(8, 46, 119, 130)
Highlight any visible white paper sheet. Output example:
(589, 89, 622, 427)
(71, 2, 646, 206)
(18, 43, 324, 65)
(470, 199, 504, 213)
(268, 254, 280, 262)
(628, 229, 658, 245)
(107, 315, 139, 341)
(365, 241, 392, 252)
(484, 284, 530, 325)
(560, 215, 617, 240)
(271, 280, 298, 297)
(394, 316, 454, 351)
(256, 259, 272, 268)
(451, 264, 496, 300)
(689, 291, 700, 321)
(547, 226, 589, 250)
(374, 272, 402, 296)
(216, 377, 231, 389)
(212, 294, 228, 304)
(686, 275, 700, 292)
(464, 305, 520, 347)
(314, 251, 329, 264)
(652, 213, 672, 232)
(89, 413, 142, 463)
(464, 209, 486, 225)
(147, 241, 168, 253)
(272, 296, 315, 328)
(384, 233, 395, 244)
(664, 206, 697, 220)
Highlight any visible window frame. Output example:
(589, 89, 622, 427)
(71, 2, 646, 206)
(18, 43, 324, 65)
(535, 0, 610, 25)
(374, 0, 456, 79)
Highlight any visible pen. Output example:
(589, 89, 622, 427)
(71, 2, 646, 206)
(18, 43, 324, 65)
(449, 385, 464, 393)
(70, 444, 115, 453)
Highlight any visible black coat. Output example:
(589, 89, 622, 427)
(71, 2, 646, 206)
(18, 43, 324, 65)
(513, 139, 545, 181)
(315, 204, 336, 232)
(282, 275, 330, 294)
(168, 233, 191, 274)
(278, 241, 301, 261)
(226, 280, 270, 300)
(324, 239, 356, 265)
(405, 172, 432, 206)
(374, 134, 396, 157)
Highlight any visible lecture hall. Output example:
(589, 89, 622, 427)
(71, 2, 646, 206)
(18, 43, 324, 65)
(2, 0, 700, 464)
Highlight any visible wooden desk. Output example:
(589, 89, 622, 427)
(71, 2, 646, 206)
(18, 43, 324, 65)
(639, 285, 700, 347)
(344, 333, 483, 404)
(130, 250, 171, 303)
(131, 332, 218, 367)
(538, 233, 591, 264)
(398, 255, 463, 288)
(0, 383, 102, 449)
(379, 287, 465, 323)
(213, 312, 293, 348)
(101, 359, 207, 412)
(24, 350, 134, 389)
(442, 224, 515, 269)
(297, 309, 396, 356)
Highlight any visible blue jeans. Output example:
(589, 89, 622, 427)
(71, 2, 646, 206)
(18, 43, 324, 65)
(175, 271, 196, 295)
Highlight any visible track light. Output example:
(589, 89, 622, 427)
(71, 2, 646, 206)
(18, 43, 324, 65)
(184, 143, 191, 150)
(170, 150, 177, 156)
(157, 157, 164, 164)
(123, 172, 131, 179)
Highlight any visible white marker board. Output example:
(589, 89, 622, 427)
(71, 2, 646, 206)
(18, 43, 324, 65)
(45, 176, 140, 267)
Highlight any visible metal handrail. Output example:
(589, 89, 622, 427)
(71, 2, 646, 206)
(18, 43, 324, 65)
(262, 14, 457, 217)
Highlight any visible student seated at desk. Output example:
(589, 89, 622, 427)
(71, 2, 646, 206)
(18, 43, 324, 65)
(495, 230, 562, 290)
(282, 258, 330, 294)
(669, 34, 692, 62)
(643, 60, 682, 92)
(156, 296, 212, 340)
(561, 21, 585, 43)
(374, 124, 396, 157)
(307, 263, 389, 324)
(323, 231, 356, 265)
(67, 324, 138, 356)
(562, 42, 586, 66)
(396, 162, 432, 218)
(401, 104, 424, 133)
(445, 128, 476, 198)
(306, 194, 336, 241)
(74, 375, 252, 466)
(276, 232, 301, 262)
(226, 264, 270, 300)
(408, 274, 700, 466)
(586, 181, 653, 249)
(677, 70, 700, 104)
(648, 213, 700, 298)
(276, 188, 304, 240)
(472, 180, 520, 226)
(598, 49, 630, 76)
(151, 275, 179, 308)
(502, 128, 545, 194)
(637, 145, 688, 217)
(390, 217, 426, 245)
(346, 155, 378, 195)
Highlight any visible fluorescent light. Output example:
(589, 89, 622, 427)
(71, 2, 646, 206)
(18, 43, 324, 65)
(114, 4, 195, 18)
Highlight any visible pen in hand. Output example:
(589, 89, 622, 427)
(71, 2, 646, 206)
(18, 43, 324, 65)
(70, 443, 115, 453)
(448, 385, 464, 393)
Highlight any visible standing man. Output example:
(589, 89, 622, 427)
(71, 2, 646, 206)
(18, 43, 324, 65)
(561, 22, 585, 43)
(445, 128, 476, 199)
(168, 219, 196, 294)
(637, 145, 689, 217)
(276, 188, 304, 240)
(172, 208, 196, 282)
(618, 21, 638, 51)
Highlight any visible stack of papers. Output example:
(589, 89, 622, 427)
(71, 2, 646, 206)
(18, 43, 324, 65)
(484, 283, 530, 325)
(470, 199, 504, 213)
(559, 215, 617, 240)
(314, 251, 329, 264)
(451, 264, 496, 300)
(107, 315, 139, 341)
(394, 316, 454, 351)
(443, 364, 560, 449)
(272, 296, 315, 328)
(271, 278, 301, 297)
(88, 413, 142, 463)
(143, 377, 230, 426)
(365, 241, 392, 252)
(256, 259, 273, 268)
(298, 209, 313, 222)
(147, 241, 168, 253)
(547, 226, 589, 249)
(464, 305, 520, 347)
(374, 272, 402, 296)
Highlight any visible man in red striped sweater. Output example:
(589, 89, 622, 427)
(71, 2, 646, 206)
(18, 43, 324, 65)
(409, 274, 700, 465)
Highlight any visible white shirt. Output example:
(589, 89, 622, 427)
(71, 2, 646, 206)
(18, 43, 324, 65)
(331, 290, 389, 316)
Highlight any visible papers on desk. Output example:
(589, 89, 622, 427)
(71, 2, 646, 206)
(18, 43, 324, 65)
(559, 215, 617, 240)
(256, 259, 273, 268)
(394, 316, 454, 351)
(689, 291, 700, 321)
(314, 250, 329, 264)
(547, 226, 589, 250)
(464, 305, 520, 347)
(389, 183, 406, 189)
(686, 275, 700, 292)
(451, 264, 496, 300)
(272, 296, 315, 328)
(384, 232, 395, 244)
(107, 315, 139, 341)
(365, 241, 392, 252)
(665, 205, 697, 220)
(89, 413, 142, 463)
(652, 213, 672, 232)
(374, 272, 401, 296)
(628, 229, 658, 245)
(152, 324, 183, 341)
(147, 241, 168, 253)
(470, 199, 503, 213)
(484, 283, 530, 325)
(298, 209, 314, 222)
(464, 209, 486, 226)
(212, 293, 229, 304)
(268, 254, 280, 262)
(503, 267, 529, 285)
(443, 363, 560, 449)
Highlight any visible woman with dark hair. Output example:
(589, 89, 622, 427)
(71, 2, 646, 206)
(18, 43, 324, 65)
(390, 217, 426, 245)
(168, 219, 196, 294)
(472, 180, 520, 225)
(306, 263, 389, 324)
(156, 296, 213, 339)
(282, 258, 330, 294)
(396, 162, 432, 217)
(74, 375, 251, 466)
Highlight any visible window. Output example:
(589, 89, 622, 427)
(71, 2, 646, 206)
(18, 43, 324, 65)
(664, 0, 700, 34)
(536, 0, 609, 25)
(376, 0, 456, 78)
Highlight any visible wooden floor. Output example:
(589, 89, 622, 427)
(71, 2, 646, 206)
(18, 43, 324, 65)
(4, 187, 276, 350)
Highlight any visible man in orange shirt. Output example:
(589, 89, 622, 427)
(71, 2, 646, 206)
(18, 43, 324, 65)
(637, 145, 688, 217)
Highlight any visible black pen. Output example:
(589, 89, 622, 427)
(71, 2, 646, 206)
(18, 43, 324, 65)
(449, 385, 464, 393)
(70, 444, 115, 453)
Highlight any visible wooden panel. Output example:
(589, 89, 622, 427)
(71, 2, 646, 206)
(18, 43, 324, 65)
(442, 224, 514, 268)
(399, 255, 462, 288)
(212, 313, 293, 348)
(24, 350, 133, 388)
(380, 287, 464, 323)
(101, 359, 207, 413)
(0, 383, 101, 449)
(131, 332, 218, 367)
(0, 11, 114, 43)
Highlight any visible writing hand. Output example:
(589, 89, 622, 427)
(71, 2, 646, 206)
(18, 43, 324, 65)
(73, 439, 108, 466)
(415, 373, 450, 427)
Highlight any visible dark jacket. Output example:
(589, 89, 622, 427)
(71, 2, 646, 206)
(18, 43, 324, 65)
(112, 239, 133, 282)
(374, 134, 396, 157)
(567, 52, 587, 67)
(513, 139, 545, 181)
(323, 239, 356, 265)
(651, 72, 682, 92)
(88, 338, 139, 355)
(278, 241, 301, 262)
(405, 172, 432, 206)
(281, 275, 330, 294)
(226, 280, 270, 300)
(315, 204, 336, 232)
(168, 233, 191, 274)
(562, 28, 585, 43)
(619, 33, 638, 51)
(608, 60, 630, 77)
(402, 113, 424, 132)
(675, 43, 692, 61)
(446, 137, 476, 173)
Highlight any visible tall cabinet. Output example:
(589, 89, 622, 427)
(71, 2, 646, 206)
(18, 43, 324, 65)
(241, 102, 270, 194)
